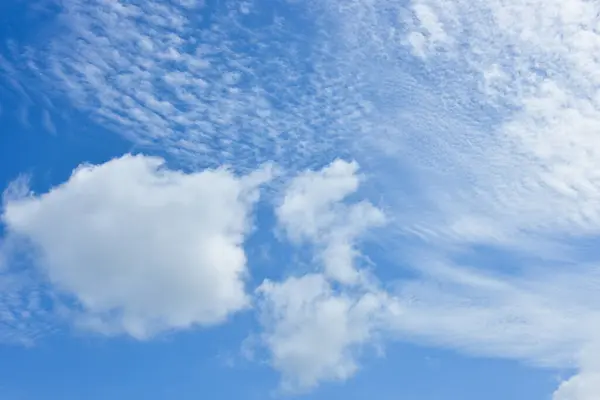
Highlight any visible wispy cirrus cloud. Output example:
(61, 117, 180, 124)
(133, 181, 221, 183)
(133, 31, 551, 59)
(321, 0, 600, 396)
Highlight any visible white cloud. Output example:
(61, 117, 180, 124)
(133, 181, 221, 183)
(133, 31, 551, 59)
(380, 254, 600, 399)
(257, 160, 388, 390)
(399, 0, 600, 395)
(276, 160, 385, 285)
(407, 3, 452, 57)
(554, 371, 600, 400)
(2, 154, 271, 338)
(553, 344, 600, 400)
(256, 273, 389, 392)
(386, 259, 585, 366)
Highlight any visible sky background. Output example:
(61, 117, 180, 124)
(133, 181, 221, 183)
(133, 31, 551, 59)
(1, 0, 598, 399)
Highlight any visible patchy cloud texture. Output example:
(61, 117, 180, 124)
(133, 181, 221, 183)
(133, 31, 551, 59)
(2, 155, 271, 338)
(27, 0, 361, 172)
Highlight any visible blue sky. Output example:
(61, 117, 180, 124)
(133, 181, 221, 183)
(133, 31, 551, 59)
(1, 0, 599, 399)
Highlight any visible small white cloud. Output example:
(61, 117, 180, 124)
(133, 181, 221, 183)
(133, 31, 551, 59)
(255, 160, 389, 391)
(256, 273, 387, 392)
(2, 154, 271, 339)
(277, 160, 385, 285)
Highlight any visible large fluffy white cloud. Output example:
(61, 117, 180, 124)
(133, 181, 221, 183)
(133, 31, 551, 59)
(2, 154, 272, 338)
